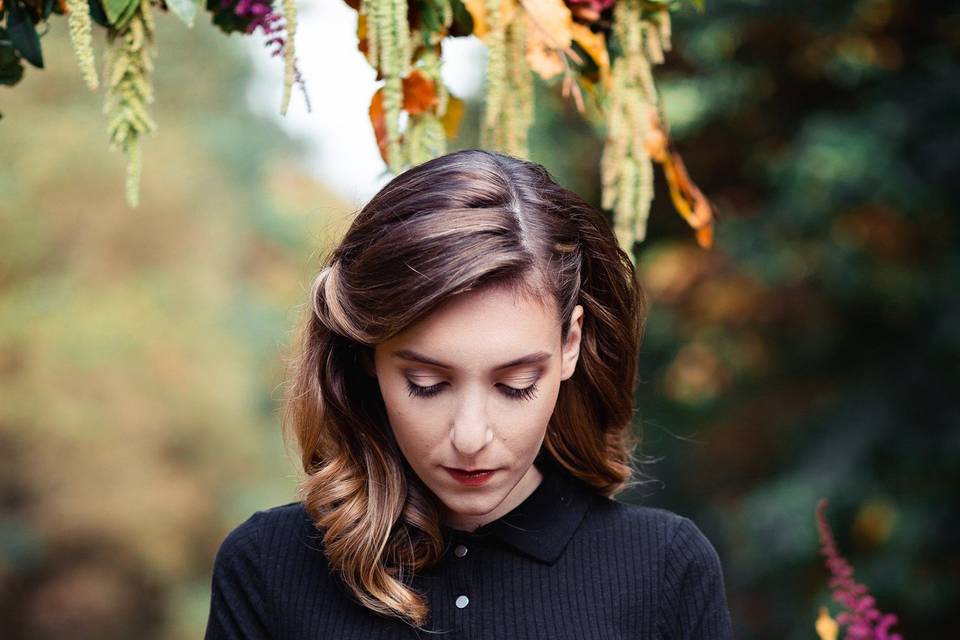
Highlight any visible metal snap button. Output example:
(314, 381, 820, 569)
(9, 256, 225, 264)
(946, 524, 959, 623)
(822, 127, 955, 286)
(455, 595, 470, 609)
(454, 544, 468, 558)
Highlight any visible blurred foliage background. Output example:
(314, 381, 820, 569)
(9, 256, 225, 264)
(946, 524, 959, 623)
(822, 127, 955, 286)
(1, 0, 957, 638)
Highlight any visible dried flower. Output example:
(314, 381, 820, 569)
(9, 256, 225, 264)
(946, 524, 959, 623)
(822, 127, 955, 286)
(103, 0, 158, 208)
(65, 0, 99, 90)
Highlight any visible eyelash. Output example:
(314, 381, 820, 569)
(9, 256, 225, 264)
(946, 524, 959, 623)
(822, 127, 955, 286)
(405, 380, 540, 402)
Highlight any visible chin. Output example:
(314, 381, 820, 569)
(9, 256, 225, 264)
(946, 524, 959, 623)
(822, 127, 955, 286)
(436, 490, 505, 516)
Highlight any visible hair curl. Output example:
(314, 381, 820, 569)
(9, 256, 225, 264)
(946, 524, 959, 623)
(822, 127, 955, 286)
(281, 149, 648, 629)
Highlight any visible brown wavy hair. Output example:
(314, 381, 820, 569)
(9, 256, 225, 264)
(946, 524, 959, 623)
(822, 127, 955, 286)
(281, 149, 648, 630)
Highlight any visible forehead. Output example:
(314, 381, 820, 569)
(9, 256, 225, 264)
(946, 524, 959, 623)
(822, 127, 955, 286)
(381, 286, 560, 368)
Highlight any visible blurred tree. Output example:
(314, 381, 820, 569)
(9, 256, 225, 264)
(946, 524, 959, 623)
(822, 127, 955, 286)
(594, 1, 958, 638)
(0, 13, 349, 640)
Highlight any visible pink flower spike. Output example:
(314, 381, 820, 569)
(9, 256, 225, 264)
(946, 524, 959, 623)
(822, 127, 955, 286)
(815, 499, 904, 640)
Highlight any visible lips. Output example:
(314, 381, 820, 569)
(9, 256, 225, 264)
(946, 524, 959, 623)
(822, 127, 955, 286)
(444, 467, 498, 486)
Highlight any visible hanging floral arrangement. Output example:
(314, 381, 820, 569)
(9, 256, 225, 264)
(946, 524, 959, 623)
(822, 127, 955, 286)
(3, 0, 713, 254)
(0, 0, 308, 206)
(354, 0, 715, 255)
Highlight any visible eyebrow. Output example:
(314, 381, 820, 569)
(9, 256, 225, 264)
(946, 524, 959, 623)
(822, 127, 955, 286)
(392, 349, 552, 371)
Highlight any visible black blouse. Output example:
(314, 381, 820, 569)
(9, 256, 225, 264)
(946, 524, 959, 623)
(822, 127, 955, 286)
(204, 454, 735, 639)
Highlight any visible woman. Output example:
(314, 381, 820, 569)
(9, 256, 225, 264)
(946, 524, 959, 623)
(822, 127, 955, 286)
(204, 149, 735, 639)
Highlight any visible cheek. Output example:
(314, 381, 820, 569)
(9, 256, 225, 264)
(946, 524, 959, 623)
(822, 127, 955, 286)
(536, 369, 563, 415)
(537, 395, 559, 430)
(497, 379, 561, 445)
(379, 379, 445, 452)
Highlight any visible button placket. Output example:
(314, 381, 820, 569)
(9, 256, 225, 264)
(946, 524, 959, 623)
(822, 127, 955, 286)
(450, 534, 476, 625)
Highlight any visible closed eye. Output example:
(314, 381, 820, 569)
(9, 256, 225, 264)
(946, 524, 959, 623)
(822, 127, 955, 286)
(405, 380, 540, 402)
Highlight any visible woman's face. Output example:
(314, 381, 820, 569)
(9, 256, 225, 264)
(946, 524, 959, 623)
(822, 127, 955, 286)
(371, 285, 583, 532)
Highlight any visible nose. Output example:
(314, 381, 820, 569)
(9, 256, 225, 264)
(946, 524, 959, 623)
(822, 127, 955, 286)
(449, 389, 494, 456)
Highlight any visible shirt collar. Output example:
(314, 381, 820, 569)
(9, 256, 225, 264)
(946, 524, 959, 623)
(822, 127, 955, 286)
(442, 450, 596, 565)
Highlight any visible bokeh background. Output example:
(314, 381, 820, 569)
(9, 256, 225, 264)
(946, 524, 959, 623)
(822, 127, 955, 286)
(1, 0, 957, 638)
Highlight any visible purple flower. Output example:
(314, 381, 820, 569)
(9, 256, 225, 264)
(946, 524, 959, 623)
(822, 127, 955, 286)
(565, 0, 616, 13)
(815, 499, 904, 640)
(217, 0, 281, 45)
(215, 0, 311, 110)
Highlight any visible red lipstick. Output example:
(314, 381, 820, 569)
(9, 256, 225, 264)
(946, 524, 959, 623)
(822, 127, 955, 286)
(444, 467, 497, 486)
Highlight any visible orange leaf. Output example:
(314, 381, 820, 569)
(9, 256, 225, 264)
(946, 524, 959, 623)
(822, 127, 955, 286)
(527, 42, 565, 79)
(570, 21, 610, 90)
(561, 4, 706, 248)
(463, 0, 487, 39)
(643, 104, 713, 247)
(464, 0, 519, 39)
(659, 148, 715, 248)
(643, 103, 669, 162)
(524, 0, 574, 79)
(695, 223, 714, 248)
(441, 95, 466, 139)
(357, 14, 368, 57)
(523, 0, 573, 48)
(815, 607, 839, 640)
(369, 88, 390, 165)
(403, 70, 439, 115)
(463, 0, 488, 37)
(568, 5, 599, 23)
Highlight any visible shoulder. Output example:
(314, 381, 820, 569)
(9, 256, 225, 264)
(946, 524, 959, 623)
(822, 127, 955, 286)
(606, 500, 722, 557)
(207, 503, 333, 638)
(216, 501, 312, 548)
(579, 496, 727, 590)
(582, 499, 734, 637)
(581, 494, 699, 550)
(213, 501, 330, 578)
(582, 501, 735, 638)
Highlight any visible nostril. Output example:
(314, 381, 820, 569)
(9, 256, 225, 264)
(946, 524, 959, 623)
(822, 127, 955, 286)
(449, 424, 494, 454)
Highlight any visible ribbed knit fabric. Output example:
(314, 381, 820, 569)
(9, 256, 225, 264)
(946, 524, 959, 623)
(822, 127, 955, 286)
(204, 453, 734, 639)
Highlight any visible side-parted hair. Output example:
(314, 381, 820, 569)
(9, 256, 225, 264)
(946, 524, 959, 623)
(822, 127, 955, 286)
(281, 149, 647, 629)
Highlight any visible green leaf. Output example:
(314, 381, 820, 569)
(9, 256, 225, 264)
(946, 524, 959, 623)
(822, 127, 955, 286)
(102, 0, 138, 26)
(448, 0, 473, 38)
(88, 0, 111, 28)
(207, 0, 255, 35)
(6, 0, 43, 69)
(0, 29, 26, 86)
(112, 0, 140, 30)
(166, 0, 197, 28)
(419, 0, 440, 34)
